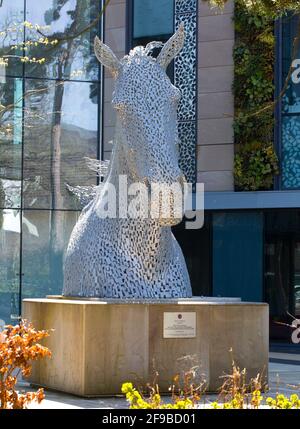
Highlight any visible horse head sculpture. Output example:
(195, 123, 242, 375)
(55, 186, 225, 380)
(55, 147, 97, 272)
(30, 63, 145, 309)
(63, 25, 192, 299)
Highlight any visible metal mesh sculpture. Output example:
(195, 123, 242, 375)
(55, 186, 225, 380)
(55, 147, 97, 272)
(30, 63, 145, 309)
(62, 24, 192, 298)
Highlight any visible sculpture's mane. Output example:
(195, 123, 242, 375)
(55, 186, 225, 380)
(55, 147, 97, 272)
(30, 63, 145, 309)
(121, 41, 164, 65)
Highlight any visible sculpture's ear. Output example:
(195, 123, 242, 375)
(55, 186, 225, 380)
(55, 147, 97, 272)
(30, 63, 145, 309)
(157, 23, 185, 70)
(94, 36, 121, 78)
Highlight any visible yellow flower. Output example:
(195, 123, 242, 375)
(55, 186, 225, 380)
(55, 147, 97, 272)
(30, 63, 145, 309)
(290, 394, 299, 403)
(121, 382, 134, 394)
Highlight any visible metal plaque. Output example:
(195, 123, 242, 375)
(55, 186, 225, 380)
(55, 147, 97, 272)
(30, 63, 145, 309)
(163, 312, 196, 338)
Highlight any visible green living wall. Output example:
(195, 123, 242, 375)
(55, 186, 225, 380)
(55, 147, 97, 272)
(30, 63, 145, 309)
(233, 0, 279, 190)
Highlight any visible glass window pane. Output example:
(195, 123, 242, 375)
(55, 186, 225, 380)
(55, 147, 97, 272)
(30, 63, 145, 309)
(281, 115, 300, 189)
(294, 242, 300, 319)
(25, 0, 100, 81)
(22, 210, 79, 299)
(23, 78, 99, 209)
(264, 210, 300, 340)
(281, 14, 300, 189)
(213, 212, 263, 302)
(0, 77, 22, 208)
(133, 0, 174, 39)
(0, 209, 20, 325)
(0, 0, 24, 78)
(282, 14, 300, 114)
(173, 215, 211, 296)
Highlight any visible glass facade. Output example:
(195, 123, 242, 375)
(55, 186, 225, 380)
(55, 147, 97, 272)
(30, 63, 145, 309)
(0, 0, 103, 325)
(21, 210, 80, 300)
(0, 209, 21, 326)
(23, 78, 99, 210)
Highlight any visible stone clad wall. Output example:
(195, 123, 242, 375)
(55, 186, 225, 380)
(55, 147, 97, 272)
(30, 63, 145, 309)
(197, 0, 235, 191)
(102, 0, 126, 161)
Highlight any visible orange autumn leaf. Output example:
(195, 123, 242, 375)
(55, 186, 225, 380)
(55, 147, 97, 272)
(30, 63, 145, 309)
(0, 319, 51, 409)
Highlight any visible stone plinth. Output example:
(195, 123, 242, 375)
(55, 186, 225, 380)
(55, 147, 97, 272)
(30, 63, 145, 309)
(23, 297, 268, 396)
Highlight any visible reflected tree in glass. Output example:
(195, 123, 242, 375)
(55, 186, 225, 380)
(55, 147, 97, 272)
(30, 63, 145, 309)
(24, 79, 98, 209)
(25, 0, 99, 81)
(0, 209, 20, 325)
(0, 78, 23, 210)
(22, 210, 79, 300)
(24, 1, 100, 293)
(0, 0, 24, 77)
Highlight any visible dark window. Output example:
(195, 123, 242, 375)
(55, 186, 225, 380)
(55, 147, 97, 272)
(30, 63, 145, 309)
(212, 211, 264, 302)
(173, 214, 212, 297)
(132, 0, 174, 46)
(265, 210, 300, 341)
(128, 0, 174, 79)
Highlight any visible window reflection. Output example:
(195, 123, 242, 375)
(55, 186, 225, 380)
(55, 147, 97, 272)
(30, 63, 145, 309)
(294, 242, 300, 319)
(281, 14, 300, 189)
(282, 15, 300, 115)
(25, 0, 100, 81)
(0, 209, 20, 325)
(0, 78, 22, 208)
(23, 78, 99, 209)
(0, 0, 102, 324)
(0, 0, 24, 78)
(22, 210, 79, 299)
(265, 210, 300, 340)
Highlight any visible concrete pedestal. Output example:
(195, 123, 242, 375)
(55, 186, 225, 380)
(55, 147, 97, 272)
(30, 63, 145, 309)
(23, 297, 269, 396)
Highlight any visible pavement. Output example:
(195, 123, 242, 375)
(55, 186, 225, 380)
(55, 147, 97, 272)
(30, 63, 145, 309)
(16, 345, 300, 409)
